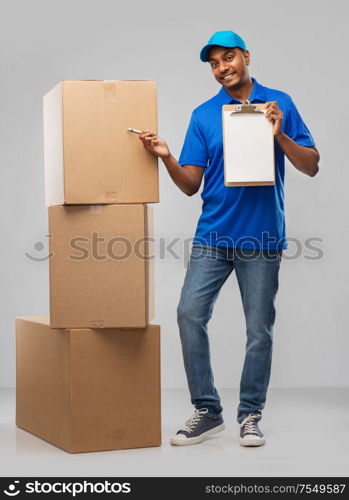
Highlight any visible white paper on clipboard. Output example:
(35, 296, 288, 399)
(222, 103, 275, 186)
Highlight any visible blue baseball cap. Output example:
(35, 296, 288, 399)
(200, 30, 247, 62)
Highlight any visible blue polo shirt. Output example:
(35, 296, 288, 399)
(178, 77, 315, 250)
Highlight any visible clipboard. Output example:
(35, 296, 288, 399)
(222, 101, 275, 186)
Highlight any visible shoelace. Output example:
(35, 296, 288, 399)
(241, 413, 260, 435)
(183, 408, 208, 434)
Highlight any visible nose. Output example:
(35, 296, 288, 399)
(219, 61, 230, 73)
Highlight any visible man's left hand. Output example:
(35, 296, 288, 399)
(265, 101, 283, 137)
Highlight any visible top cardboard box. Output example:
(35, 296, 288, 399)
(43, 80, 159, 206)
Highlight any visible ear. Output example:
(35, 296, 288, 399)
(243, 50, 251, 66)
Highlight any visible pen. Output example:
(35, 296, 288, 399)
(128, 127, 158, 139)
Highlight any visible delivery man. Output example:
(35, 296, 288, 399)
(139, 30, 319, 447)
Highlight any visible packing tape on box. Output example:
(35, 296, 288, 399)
(89, 205, 103, 214)
(90, 320, 105, 328)
(105, 191, 119, 203)
(103, 80, 118, 102)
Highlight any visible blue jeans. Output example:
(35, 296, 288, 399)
(177, 244, 282, 423)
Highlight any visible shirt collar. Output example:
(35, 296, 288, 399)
(217, 77, 268, 104)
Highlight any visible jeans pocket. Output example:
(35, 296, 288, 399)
(260, 249, 283, 263)
(191, 244, 208, 257)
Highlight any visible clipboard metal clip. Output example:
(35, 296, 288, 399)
(230, 100, 265, 115)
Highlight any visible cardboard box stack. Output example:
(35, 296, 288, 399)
(16, 80, 161, 453)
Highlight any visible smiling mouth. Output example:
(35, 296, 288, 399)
(222, 72, 236, 81)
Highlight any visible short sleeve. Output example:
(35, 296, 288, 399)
(285, 98, 316, 147)
(178, 112, 209, 167)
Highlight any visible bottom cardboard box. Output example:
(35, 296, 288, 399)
(16, 316, 161, 453)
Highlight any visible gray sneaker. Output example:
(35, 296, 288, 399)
(170, 408, 225, 446)
(240, 412, 265, 447)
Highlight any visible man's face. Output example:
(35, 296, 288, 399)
(208, 46, 250, 89)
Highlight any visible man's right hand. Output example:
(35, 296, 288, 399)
(139, 130, 204, 196)
(139, 130, 171, 159)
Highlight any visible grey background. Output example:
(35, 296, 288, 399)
(1, 0, 348, 390)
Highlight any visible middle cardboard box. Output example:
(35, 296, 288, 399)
(48, 203, 154, 329)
